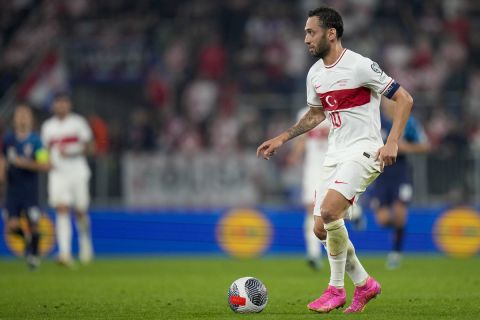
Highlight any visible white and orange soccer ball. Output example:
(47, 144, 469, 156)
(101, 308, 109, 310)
(228, 277, 268, 313)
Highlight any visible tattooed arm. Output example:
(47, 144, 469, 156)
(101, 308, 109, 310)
(257, 107, 326, 160)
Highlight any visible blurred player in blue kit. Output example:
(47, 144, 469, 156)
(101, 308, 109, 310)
(0, 104, 50, 270)
(370, 99, 430, 269)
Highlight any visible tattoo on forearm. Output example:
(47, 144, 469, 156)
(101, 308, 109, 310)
(285, 109, 322, 140)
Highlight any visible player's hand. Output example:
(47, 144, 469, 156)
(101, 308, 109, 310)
(375, 141, 398, 172)
(256, 136, 284, 160)
(13, 156, 28, 168)
(39, 162, 52, 171)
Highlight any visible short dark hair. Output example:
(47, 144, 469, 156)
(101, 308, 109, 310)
(308, 7, 344, 39)
(15, 101, 30, 108)
(53, 91, 71, 101)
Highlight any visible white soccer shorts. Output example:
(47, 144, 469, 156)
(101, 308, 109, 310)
(313, 156, 380, 219)
(48, 171, 90, 211)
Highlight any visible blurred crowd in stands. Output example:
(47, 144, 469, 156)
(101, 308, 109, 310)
(1, 0, 479, 157)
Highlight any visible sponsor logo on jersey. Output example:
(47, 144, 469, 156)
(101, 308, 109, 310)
(332, 79, 350, 87)
(216, 208, 272, 258)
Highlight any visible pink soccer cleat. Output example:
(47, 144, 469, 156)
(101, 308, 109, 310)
(344, 277, 381, 313)
(307, 285, 346, 313)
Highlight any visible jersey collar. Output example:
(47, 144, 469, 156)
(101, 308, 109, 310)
(324, 48, 347, 69)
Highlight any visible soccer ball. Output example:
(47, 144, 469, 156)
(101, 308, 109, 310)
(228, 277, 268, 313)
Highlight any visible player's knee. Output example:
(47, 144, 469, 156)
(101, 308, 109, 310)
(319, 206, 340, 224)
(393, 203, 407, 226)
(7, 219, 20, 230)
(56, 205, 70, 215)
(74, 210, 87, 219)
(29, 223, 39, 233)
(375, 211, 390, 227)
(313, 222, 327, 240)
(375, 216, 386, 226)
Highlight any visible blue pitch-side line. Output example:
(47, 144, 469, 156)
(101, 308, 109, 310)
(0, 206, 477, 256)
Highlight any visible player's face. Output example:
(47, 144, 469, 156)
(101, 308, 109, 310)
(13, 106, 33, 131)
(304, 17, 331, 58)
(53, 97, 72, 119)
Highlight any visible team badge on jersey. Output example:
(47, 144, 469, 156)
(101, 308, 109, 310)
(370, 62, 383, 74)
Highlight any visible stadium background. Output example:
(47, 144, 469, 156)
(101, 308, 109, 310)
(0, 0, 480, 320)
(0, 1, 479, 318)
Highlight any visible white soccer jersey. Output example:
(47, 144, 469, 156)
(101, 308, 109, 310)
(41, 113, 92, 176)
(306, 48, 400, 166)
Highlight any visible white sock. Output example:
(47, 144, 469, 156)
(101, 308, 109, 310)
(304, 214, 321, 259)
(76, 214, 93, 262)
(324, 219, 348, 288)
(345, 240, 369, 286)
(321, 239, 369, 286)
(56, 213, 72, 260)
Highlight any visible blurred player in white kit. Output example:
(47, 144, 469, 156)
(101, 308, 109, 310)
(288, 107, 329, 270)
(41, 93, 94, 265)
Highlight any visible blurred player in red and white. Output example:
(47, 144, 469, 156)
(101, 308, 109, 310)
(288, 107, 329, 270)
(41, 93, 94, 265)
(257, 7, 413, 313)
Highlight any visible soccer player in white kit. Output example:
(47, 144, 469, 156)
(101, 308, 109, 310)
(288, 107, 329, 270)
(257, 7, 413, 313)
(41, 93, 94, 265)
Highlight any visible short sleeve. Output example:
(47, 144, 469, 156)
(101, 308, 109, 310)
(306, 69, 322, 107)
(357, 58, 400, 99)
(78, 117, 93, 142)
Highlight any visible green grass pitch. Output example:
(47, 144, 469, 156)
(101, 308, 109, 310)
(1, 256, 479, 319)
